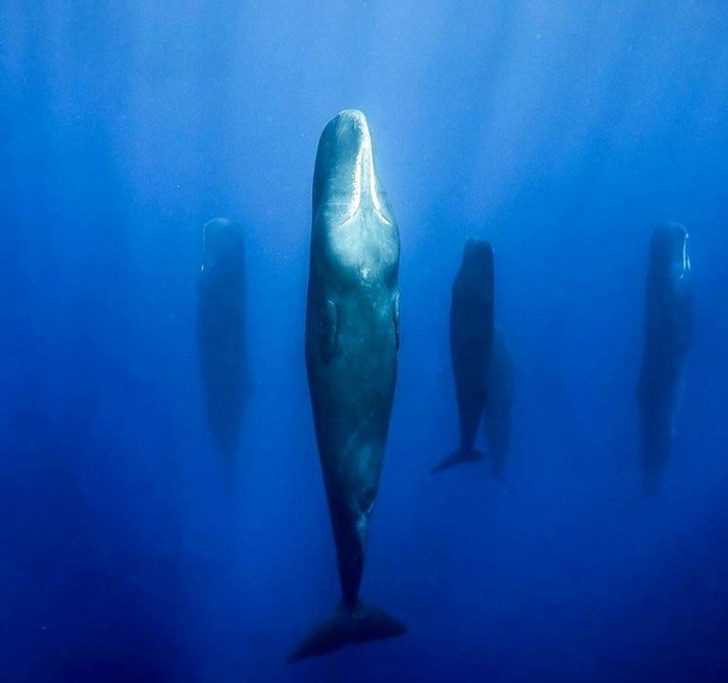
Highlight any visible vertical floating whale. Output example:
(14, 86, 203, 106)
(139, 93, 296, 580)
(636, 223, 692, 494)
(197, 217, 249, 479)
(483, 325, 514, 479)
(433, 239, 495, 474)
(289, 110, 405, 662)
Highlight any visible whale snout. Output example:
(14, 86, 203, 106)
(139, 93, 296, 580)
(336, 108, 369, 134)
(312, 109, 390, 224)
(464, 238, 493, 263)
(461, 238, 494, 287)
(329, 109, 370, 150)
(313, 109, 371, 201)
(651, 223, 690, 283)
(202, 218, 244, 272)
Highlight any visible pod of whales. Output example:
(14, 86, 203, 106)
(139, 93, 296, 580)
(187, 111, 695, 668)
(288, 110, 405, 662)
(636, 223, 692, 494)
(197, 217, 250, 480)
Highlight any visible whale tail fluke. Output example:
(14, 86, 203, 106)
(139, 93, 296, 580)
(431, 449, 485, 474)
(287, 601, 406, 663)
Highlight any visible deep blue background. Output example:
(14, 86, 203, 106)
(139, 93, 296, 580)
(2, 3, 728, 682)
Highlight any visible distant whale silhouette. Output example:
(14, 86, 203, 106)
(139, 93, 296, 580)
(433, 239, 494, 474)
(636, 223, 692, 494)
(289, 110, 405, 662)
(483, 325, 514, 479)
(197, 217, 250, 481)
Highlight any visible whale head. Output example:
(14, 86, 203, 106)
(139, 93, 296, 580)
(650, 223, 690, 292)
(460, 238, 494, 291)
(312, 109, 392, 227)
(202, 218, 243, 274)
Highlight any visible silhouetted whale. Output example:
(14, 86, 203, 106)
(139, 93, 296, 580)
(433, 239, 494, 474)
(197, 217, 250, 481)
(483, 325, 514, 479)
(636, 223, 692, 494)
(289, 111, 405, 662)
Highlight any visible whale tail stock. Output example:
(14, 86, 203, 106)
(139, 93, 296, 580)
(287, 601, 406, 663)
(431, 449, 486, 474)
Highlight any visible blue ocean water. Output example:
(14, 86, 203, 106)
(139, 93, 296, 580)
(2, 3, 728, 681)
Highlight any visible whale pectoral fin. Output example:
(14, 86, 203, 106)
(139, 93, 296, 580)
(393, 293, 400, 351)
(320, 298, 339, 363)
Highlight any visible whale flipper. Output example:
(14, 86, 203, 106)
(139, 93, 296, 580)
(320, 298, 339, 363)
(288, 602, 406, 663)
(432, 449, 486, 474)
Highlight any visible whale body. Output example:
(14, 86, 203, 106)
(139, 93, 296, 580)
(289, 110, 405, 662)
(197, 217, 250, 479)
(636, 223, 692, 493)
(433, 239, 495, 473)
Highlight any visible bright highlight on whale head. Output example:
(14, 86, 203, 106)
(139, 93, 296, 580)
(201, 217, 243, 274)
(652, 223, 690, 289)
(312, 109, 392, 226)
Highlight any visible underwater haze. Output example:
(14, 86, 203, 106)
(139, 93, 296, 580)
(2, 2, 728, 682)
